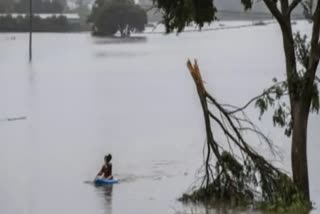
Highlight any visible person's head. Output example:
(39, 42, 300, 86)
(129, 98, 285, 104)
(104, 154, 112, 164)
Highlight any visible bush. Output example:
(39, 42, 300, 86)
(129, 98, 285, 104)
(89, 0, 147, 37)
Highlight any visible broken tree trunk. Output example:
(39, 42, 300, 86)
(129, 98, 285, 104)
(182, 60, 310, 210)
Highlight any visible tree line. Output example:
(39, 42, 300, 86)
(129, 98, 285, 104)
(0, 0, 67, 13)
(0, 0, 148, 34)
(0, 0, 85, 32)
(0, 14, 81, 32)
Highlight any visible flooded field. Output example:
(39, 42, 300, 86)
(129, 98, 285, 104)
(0, 21, 319, 214)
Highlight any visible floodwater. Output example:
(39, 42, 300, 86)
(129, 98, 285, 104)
(0, 21, 319, 214)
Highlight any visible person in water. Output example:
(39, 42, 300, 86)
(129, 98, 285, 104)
(96, 154, 113, 180)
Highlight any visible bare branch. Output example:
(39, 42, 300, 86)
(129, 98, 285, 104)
(227, 81, 286, 114)
(304, 0, 320, 93)
(310, 1, 320, 50)
(208, 110, 246, 151)
(288, 0, 303, 15)
(228, 93, 264, 114)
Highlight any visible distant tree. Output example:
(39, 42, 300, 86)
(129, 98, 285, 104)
(14, 0, 67, 13)
(0, 14, 78, 32)
(76, 0, 85, 7)
(88, 0, 147, 37)
(0, 0, 14, 12)
(55, 0, 67, 9)
(87, 0, 106, 24)
(14, 0, 28, 13)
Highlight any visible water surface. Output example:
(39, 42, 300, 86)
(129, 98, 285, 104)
(0, 21, 319, 214)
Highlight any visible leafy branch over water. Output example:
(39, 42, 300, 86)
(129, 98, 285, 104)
(180, 60, 311, 211)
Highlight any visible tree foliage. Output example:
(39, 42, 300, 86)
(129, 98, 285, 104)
(253, 31, 320, 137)
(152, 0, 252, 33)
(89, 0, 147, 37)
(14, 0, 67, 13)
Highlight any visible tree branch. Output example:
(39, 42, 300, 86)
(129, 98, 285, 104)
(288, 0, 303, 15)
(305, 0, 320, 89)
(228, 94, 264, 114)
(227, 81, 286, 114)
(263, 0, 286, 25)
(280, 0, 289, 14)
(310, 0, 320, 52)
(183, 60, 304, 206)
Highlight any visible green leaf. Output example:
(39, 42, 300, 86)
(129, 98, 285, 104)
(275, 86, 284, 99)
(255, 98, 267, 118)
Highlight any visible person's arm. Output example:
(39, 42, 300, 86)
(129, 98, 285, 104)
(95, 165, 104, 180)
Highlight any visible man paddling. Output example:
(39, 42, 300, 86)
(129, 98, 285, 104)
(95, 154, 113, 180)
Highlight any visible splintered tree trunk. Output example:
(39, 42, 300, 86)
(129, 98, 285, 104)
(291, 102, 310, 201)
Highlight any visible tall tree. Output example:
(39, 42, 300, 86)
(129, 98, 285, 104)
(153, 0, 320, 202)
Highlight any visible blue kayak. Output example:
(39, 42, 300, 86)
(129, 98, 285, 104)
(94, 178, 118, 185)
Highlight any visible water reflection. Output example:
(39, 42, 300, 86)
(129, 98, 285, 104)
(94, 51, 146, 58)
(92, 36, 147, 45)
(95, 185, 113, 214)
